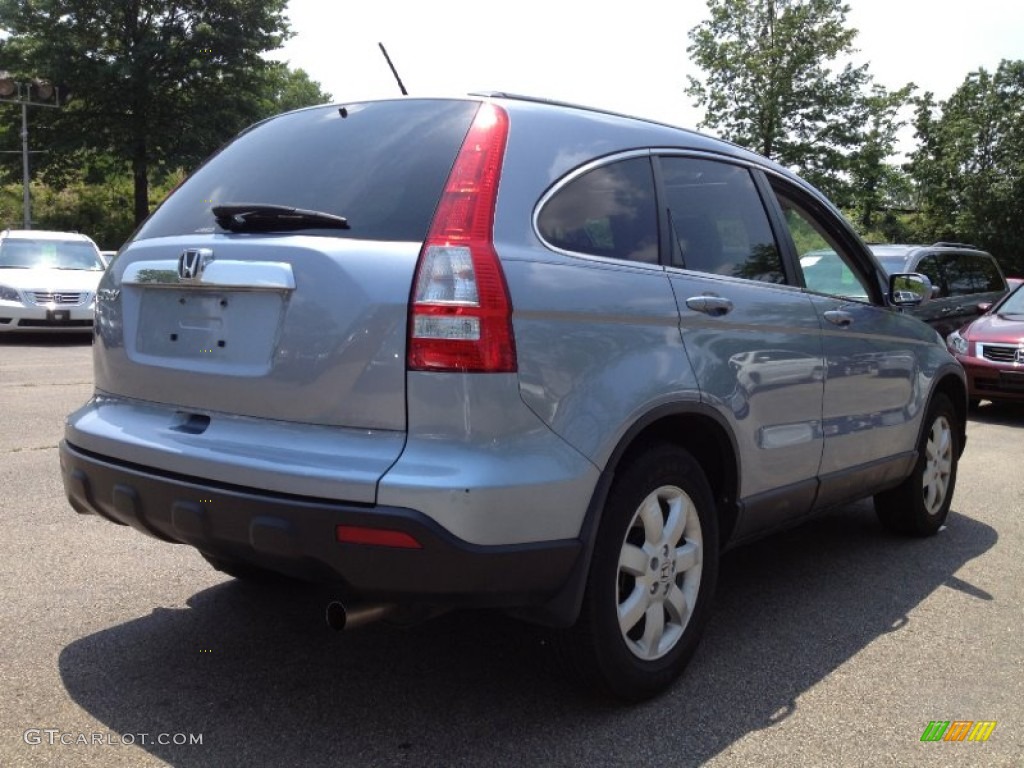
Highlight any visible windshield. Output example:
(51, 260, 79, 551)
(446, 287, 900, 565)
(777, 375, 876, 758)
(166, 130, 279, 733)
(0, 239, 104, 270)
(872, 255, 907, 274)
(996, 284, 1024, 315)
(799, 250, 870, 301)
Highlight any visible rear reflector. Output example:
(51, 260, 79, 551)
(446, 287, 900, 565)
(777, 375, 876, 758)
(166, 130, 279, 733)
(336, 525, 423, 549)
(407, 102, 516, 373)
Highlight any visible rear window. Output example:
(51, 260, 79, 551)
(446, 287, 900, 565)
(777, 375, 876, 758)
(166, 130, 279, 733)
(134, 99, 480, 242)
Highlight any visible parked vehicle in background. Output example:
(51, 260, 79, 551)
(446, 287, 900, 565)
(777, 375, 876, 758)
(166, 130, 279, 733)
(1007, 276, 1022, 291)
(729, 349, 825, 391)
(60, 94, 968, 700)
(869, 243, 1009, 337)
(947, 282, 1024, 407)
(0, 230, 104, 333)
(100, 250, 117, 266)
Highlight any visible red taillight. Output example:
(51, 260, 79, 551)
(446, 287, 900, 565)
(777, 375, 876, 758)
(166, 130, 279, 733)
(336, 525, 422, 549)
(408, 102, 517, 373)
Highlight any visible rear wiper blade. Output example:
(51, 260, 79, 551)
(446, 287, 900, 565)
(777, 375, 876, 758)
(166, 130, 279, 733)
(212, 203, 350, 232)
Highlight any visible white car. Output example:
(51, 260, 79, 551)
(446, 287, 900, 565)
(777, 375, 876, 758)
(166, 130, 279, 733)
(0, 230, 105, 333)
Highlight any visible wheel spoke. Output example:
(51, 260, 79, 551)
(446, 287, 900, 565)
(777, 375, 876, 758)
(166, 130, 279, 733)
(936, 454, 951, 477)
(618, 543, 648, 577)
(638, 494, 664, 544)
(662, 494, 687, 546)
(618, 585, 648, 635)
(665, 582, 687, 624)
(675, 539, 701, 573)
(640, 603, 665, 654)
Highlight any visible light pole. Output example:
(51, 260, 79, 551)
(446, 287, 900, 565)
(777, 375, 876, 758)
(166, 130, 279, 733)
(0, 73, 61, 230)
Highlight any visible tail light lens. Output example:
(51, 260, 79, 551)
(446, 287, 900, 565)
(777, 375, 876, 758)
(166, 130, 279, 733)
(408, 102, 516, 373)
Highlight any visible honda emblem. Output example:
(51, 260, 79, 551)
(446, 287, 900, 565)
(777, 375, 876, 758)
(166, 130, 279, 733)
(178, 248, 213, 281)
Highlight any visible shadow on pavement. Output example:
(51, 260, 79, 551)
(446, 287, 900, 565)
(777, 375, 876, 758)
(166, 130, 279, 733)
(59, 501, 996, 767)
(0, 331, 93, 346)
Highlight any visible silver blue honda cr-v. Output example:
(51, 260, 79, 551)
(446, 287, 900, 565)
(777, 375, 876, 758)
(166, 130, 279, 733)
(60, 93, 967, 700)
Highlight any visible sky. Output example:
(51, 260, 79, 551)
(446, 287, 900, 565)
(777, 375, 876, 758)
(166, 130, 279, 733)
(274, 0, 1024, 138)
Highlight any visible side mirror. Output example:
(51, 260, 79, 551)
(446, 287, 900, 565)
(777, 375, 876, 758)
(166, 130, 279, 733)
(977, 302, 992, 314)
(889, 273, 932, 307)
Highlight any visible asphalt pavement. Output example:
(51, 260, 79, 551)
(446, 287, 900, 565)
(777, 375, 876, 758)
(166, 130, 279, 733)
(1, 334, 1021, 767)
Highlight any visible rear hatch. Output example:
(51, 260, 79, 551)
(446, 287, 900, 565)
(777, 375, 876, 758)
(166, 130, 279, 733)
(93, 99, 481, 431)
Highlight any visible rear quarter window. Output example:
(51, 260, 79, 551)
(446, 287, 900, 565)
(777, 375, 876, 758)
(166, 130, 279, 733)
(536, 156, 659, 264)
(134, 100, 480, 243)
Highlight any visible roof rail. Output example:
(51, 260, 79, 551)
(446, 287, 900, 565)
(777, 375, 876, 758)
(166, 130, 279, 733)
(931, 241, 978, 249)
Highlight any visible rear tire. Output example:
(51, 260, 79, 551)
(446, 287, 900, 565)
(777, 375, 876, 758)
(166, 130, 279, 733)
(874, 393, 959, 536)
(558, 444, 719, 701)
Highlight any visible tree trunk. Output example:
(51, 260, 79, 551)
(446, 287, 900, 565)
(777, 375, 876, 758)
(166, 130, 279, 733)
(132, 138, 149, 225)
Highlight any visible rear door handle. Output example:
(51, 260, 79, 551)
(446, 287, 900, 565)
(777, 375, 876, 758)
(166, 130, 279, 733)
(685, 296, 734, 317)
(824, 310, 854, 327)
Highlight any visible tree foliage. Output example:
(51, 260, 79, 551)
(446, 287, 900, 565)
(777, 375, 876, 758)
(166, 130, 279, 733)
(908, 60, 1024, 274)
(686, 0, 874, 198)
(0, 0, 328, 225)
(0, 168, 185, 247)
(263, 64, 331, 115)
(845, 83, 915, 237)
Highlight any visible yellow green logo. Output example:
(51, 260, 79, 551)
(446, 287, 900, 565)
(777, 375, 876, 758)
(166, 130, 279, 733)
(920, 721, 997, 742)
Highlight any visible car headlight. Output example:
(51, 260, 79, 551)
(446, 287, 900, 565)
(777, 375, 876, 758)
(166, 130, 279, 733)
(0, 284, 20, 302)
(947, 329, 969, 356)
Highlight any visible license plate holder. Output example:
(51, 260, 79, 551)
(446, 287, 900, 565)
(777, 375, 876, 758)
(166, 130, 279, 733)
(47, 309, 70, 322)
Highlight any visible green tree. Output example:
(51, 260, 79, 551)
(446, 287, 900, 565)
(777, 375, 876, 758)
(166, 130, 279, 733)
(845, 83, 915, 236)
(263, 64, 331, 114)
(686, 0, 878, 199)
(908, 60, 1024, 273)
(0, 0, 310, 225)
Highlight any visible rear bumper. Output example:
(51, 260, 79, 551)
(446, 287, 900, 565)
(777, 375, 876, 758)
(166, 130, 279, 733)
(60, 440, 581, 606)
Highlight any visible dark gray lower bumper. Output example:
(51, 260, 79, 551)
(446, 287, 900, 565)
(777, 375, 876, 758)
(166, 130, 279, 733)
(60, 440, 581, 607)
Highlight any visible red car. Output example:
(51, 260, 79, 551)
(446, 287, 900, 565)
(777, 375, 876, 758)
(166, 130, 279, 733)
(947, 283, 1024, 406)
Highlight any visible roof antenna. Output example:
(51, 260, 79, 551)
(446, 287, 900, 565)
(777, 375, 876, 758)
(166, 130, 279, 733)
(378, 43, 408, 96)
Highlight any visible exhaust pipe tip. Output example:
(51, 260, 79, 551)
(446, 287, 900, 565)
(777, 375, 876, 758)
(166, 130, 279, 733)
(325, 601, 348, 631)
(326, 601, 396, 631)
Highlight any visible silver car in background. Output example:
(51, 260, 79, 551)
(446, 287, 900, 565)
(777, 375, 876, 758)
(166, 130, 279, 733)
(0, 229, 105, 332)
(60, 94, 967, 700)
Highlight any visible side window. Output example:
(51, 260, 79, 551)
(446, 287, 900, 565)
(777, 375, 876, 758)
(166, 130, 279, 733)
(915, 255, 948, 297)
(659, 157, 783, 282)
(537, 156, 658, 263)
(776, 193, 872, 302)
(980, 256, 1006, 292)
(943, 254, 1002, 296)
